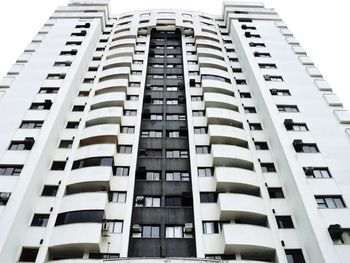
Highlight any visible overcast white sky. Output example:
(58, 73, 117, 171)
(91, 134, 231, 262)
(0, 0, 349, 109)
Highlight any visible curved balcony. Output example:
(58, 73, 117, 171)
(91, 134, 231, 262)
(198, 57, 228, 71)
(99, 67, 130, 82)
(196, 38, 222, 50)
(85, 107, 123, 127)
(212, 144, 253, 170)
(67, 166, 113, 194)
(110, 35, 135, 47)
(218, 193, 267, 224)
(95, 79, 128, 95)
(208, 124, 247, 148)
(200, 67, 232, 81)
(204, 92, 239, 111)
(102, 56, 132, 70)
(59, 192, 108, 213)
(90, 92, 126, 110)
(202, 79, 234, 96)
(75, 144, 116, 161)
(197, 47, 224, 61)
(106, 46, 134, 60)
(196, 32, 220, 43)
(80, 124, 119, 147)
(112, 31, 136, 41)
(206, 108, 243, 129)
(222, 224, 275, 256)
(49, 222, 102, 250)
(214, 167, 259, 194)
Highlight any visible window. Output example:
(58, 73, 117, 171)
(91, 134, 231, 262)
(270, 89, 291, 96)
(59, 140, 73, 148)
(60, 49, 78, 55)
(89, 253, 120, 259)
(66, 121, 79, 128)
(200, 192, 218, 203)
(20, 121, 43, 129)
(135, 196, 161, 207)
(194, 127, 207, 134)
(285, 249, 306, 263)
(284, 121, 308, 131)
(315, 196, 346, 208)
(205, 255, 236, 260)
(198, 167, 213, 177)
(56, 210, 104, 226)
(249, 123, 262, 130)
(166, 150, 189, 158)
(244, 107, 256, 113)
(277, 105, 299, 112)
(196, 146, 210, 154)
(254, 52, 270, 57)
(264, 75, 283, 82)
(54, 61, 71, 67)
(121, 126, 135, 133)
(249, 42, 265, 47)
(133, 225, 160, 238)
(72, 157, 113, 170)
(117, 145, 132, 154)
(39, 87, 59, 94)
(42, 185, 58, 196)
(166, 86, 178, 91)
(47, 73, 65, 80)
(0, 165, 23, 176)
(50, 161, 66, 170)
(166, 171, 190, 181)
(114, 166, 129, 176)
(276, 216, 294, 229)
(268, 188, 284, 198)
(235, 79, 247, 85)
(166, 114, 186, 120)
(30, 101, 52, 110)
(141, 130, 162, 138)
(191, 96, 203, 101)
(66, 41, 82, 46)
(8, 140, 33, 150)
(259, 63, 277, 69)
(304, 167, 331, 179)
(105, 220, 123, 233)
(145, 171, 161, 181)
(192, 111, 205, 117)
(240, 92, 251, 98)
(255, 142, 269, 150)
(139, 149, 162, 158)
(167, 131, 180, 138)
(31, 214, 49, 227)
(165, 196, 192, 207)
(150, 114, 163, 120)
(124, 110, 137, 116)
(78, 91, 90, 97)
(166, 225, 191, 238)
(109, 192, 127, 203)
(72, 105, 85, 111)
(203, 221, 227, 234)
(0, 192, 10, 205)
(152, 99, 163, 104)
(261, 163, 276, 173)
(293, 140, 319, 153)
(202, 74, 231, 84)
(19, 248, 39, 262)
(166, 99, 179, 105)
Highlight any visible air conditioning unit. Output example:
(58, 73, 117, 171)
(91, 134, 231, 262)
(304, 167, 314, 176)
(293, 139, 303, 152)
(132, 224, 142, 233)
(102, 222, 110, 237)
(284, 119, 294, 130)
(135, 196, 144, 204)
(184, 223, 193, 234)
(328, 224, 342, 239)
(0, 192, 10, 201)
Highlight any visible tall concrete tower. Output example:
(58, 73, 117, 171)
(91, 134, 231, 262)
(0, 1, 349, 262)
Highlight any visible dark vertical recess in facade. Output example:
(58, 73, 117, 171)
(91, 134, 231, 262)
(128, 28, 196, 257)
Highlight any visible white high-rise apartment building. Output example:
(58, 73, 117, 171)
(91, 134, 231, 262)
(0, 1, 349, 262)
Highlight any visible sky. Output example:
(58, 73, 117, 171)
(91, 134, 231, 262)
(0, 0, 349, 109)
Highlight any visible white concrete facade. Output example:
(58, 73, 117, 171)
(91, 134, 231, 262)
(0, 1, 349, 263)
